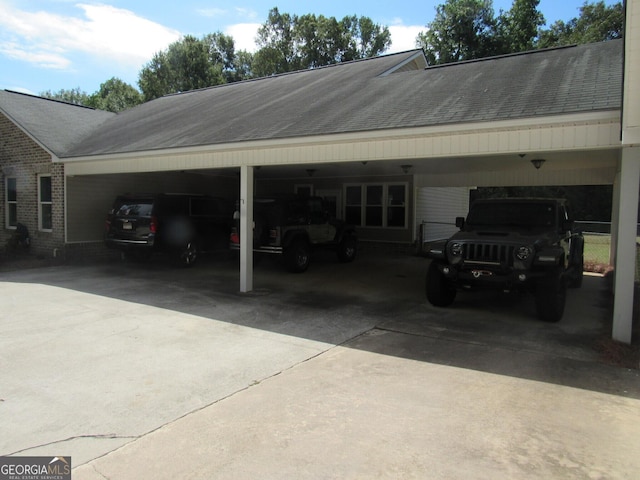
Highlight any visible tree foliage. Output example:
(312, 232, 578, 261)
(40, 87, 90, 106)
(537, 1, 624, 48)
(85, 77, 143, 112)
(495, 0, 545, 53)
(417, 0, 497, 65)
(252, 8, 391, 77)
(418, 0, 623, 65)
(138, 33, 251, 101)
(41, 79, 141, 113)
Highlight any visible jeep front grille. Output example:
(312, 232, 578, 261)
(461, 243, 514, 266)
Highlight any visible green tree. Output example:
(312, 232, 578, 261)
(495, 0, 545, 53)
(538, 1, 624, 48)
(253, 8, 299, 76)
(138, 33, 250, 101)
(417, 0, 497, 65)
(252, 8, 391, 77)
(85, 77, 142, 113)
(340, 15, 392, 61)
(40, 87, 90, 106)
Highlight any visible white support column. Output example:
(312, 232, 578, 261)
(239, 165, 254, 293)
(612, 147, 640, 344)
(610, 170, 621, 266)
(612, 0, 640, 343)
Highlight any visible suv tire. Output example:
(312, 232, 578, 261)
(426, 261, 456, 307)
(337, 235, 357, 263)
(535, 271, 566, 322)
(176, 240, 199, 267)
(285, 239, 311, 273)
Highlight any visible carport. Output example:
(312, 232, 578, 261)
(60, 15, 639, 344)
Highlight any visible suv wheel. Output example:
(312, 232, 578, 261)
(177, 241, 198, 267)
(337, 235, 357, 263)
(285, 239, 311, 273)
(425, 261, 456, 307)
(535, 272, 566, 322)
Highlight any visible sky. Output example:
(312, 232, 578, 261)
(0, 0, 620, 96)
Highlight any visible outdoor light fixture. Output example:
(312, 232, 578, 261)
(531, 158, 546, 170)
(401, 164, 413, 174)
(306, 169, 316, 177)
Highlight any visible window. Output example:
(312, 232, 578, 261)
(6, 177, 17, 228)
(38, 174, 52, 231)
(344, 183, 407, 228)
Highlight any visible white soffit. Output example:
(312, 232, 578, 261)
(62, 111, 621, 176)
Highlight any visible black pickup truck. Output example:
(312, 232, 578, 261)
(423, 198, 584, 322)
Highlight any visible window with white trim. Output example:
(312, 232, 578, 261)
(6, 177, 17, 229)
(344, 183, 408, 228)
(38, 174, 52, 231)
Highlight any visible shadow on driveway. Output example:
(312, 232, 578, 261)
(2, 250, 638, 399)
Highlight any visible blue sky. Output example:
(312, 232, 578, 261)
(0, 0, 619, 96)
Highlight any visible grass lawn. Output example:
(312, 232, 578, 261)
(584, 234, 612, 268)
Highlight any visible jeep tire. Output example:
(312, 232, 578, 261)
(426, 261, 457, 307)
(285, 239, 311, 273)
(535, 271, 566, 322)
(337, 235, 357, 263)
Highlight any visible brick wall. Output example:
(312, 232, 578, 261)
(1, 113, 66, 258)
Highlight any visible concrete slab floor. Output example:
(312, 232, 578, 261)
(0, 251, 638, 478)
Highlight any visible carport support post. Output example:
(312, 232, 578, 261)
(240, 165, 254, 293)
(612, 146, 640, 344)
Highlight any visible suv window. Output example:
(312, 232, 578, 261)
(113, 199, 153, 217)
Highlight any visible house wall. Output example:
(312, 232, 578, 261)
(65, 171, 239, 244)
(256, 174, 414, 245)
(0, 113, 65, 257)
(415, 187, 471, 243)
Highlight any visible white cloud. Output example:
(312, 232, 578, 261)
(225, 23, 261, 53)
(196, 8, 227, 18)
(0, 2, 181, 70)
(387, 24, 425, 53)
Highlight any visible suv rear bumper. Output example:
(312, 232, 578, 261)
(106, 238, 154, 249)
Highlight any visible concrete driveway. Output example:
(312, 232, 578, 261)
(1, 251, 639, 479)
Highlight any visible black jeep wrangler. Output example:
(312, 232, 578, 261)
(423, 198, 584, 322)
(230, 195, 357, 273)
(105, 193, 232, 266)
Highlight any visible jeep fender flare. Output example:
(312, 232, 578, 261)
(282, 230, 310, 249)
(336, 226, 357, 243)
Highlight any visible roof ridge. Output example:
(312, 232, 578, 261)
(161, 49, 425, 99)
(424, 41, 618, 70)
(2, 89, 101, 111)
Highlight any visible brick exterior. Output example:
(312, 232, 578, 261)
(1, 113, 65, 258)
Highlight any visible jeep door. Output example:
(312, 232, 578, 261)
(307, 197, 336, 244)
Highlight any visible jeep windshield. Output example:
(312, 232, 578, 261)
(466, 201, 556, 230)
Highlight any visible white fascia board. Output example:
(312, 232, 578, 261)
(62, 110, 622, 176)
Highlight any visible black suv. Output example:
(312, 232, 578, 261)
(105, 193, 232, 266)
(230, 195, 358, 272)
(423, 198, 584, 322)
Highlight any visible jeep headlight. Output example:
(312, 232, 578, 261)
(450, 242, 463, 257)
(515, 245, 533, 261)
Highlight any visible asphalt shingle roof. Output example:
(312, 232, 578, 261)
(2, 40, 623, 160)
(0, 91, 115, 157)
